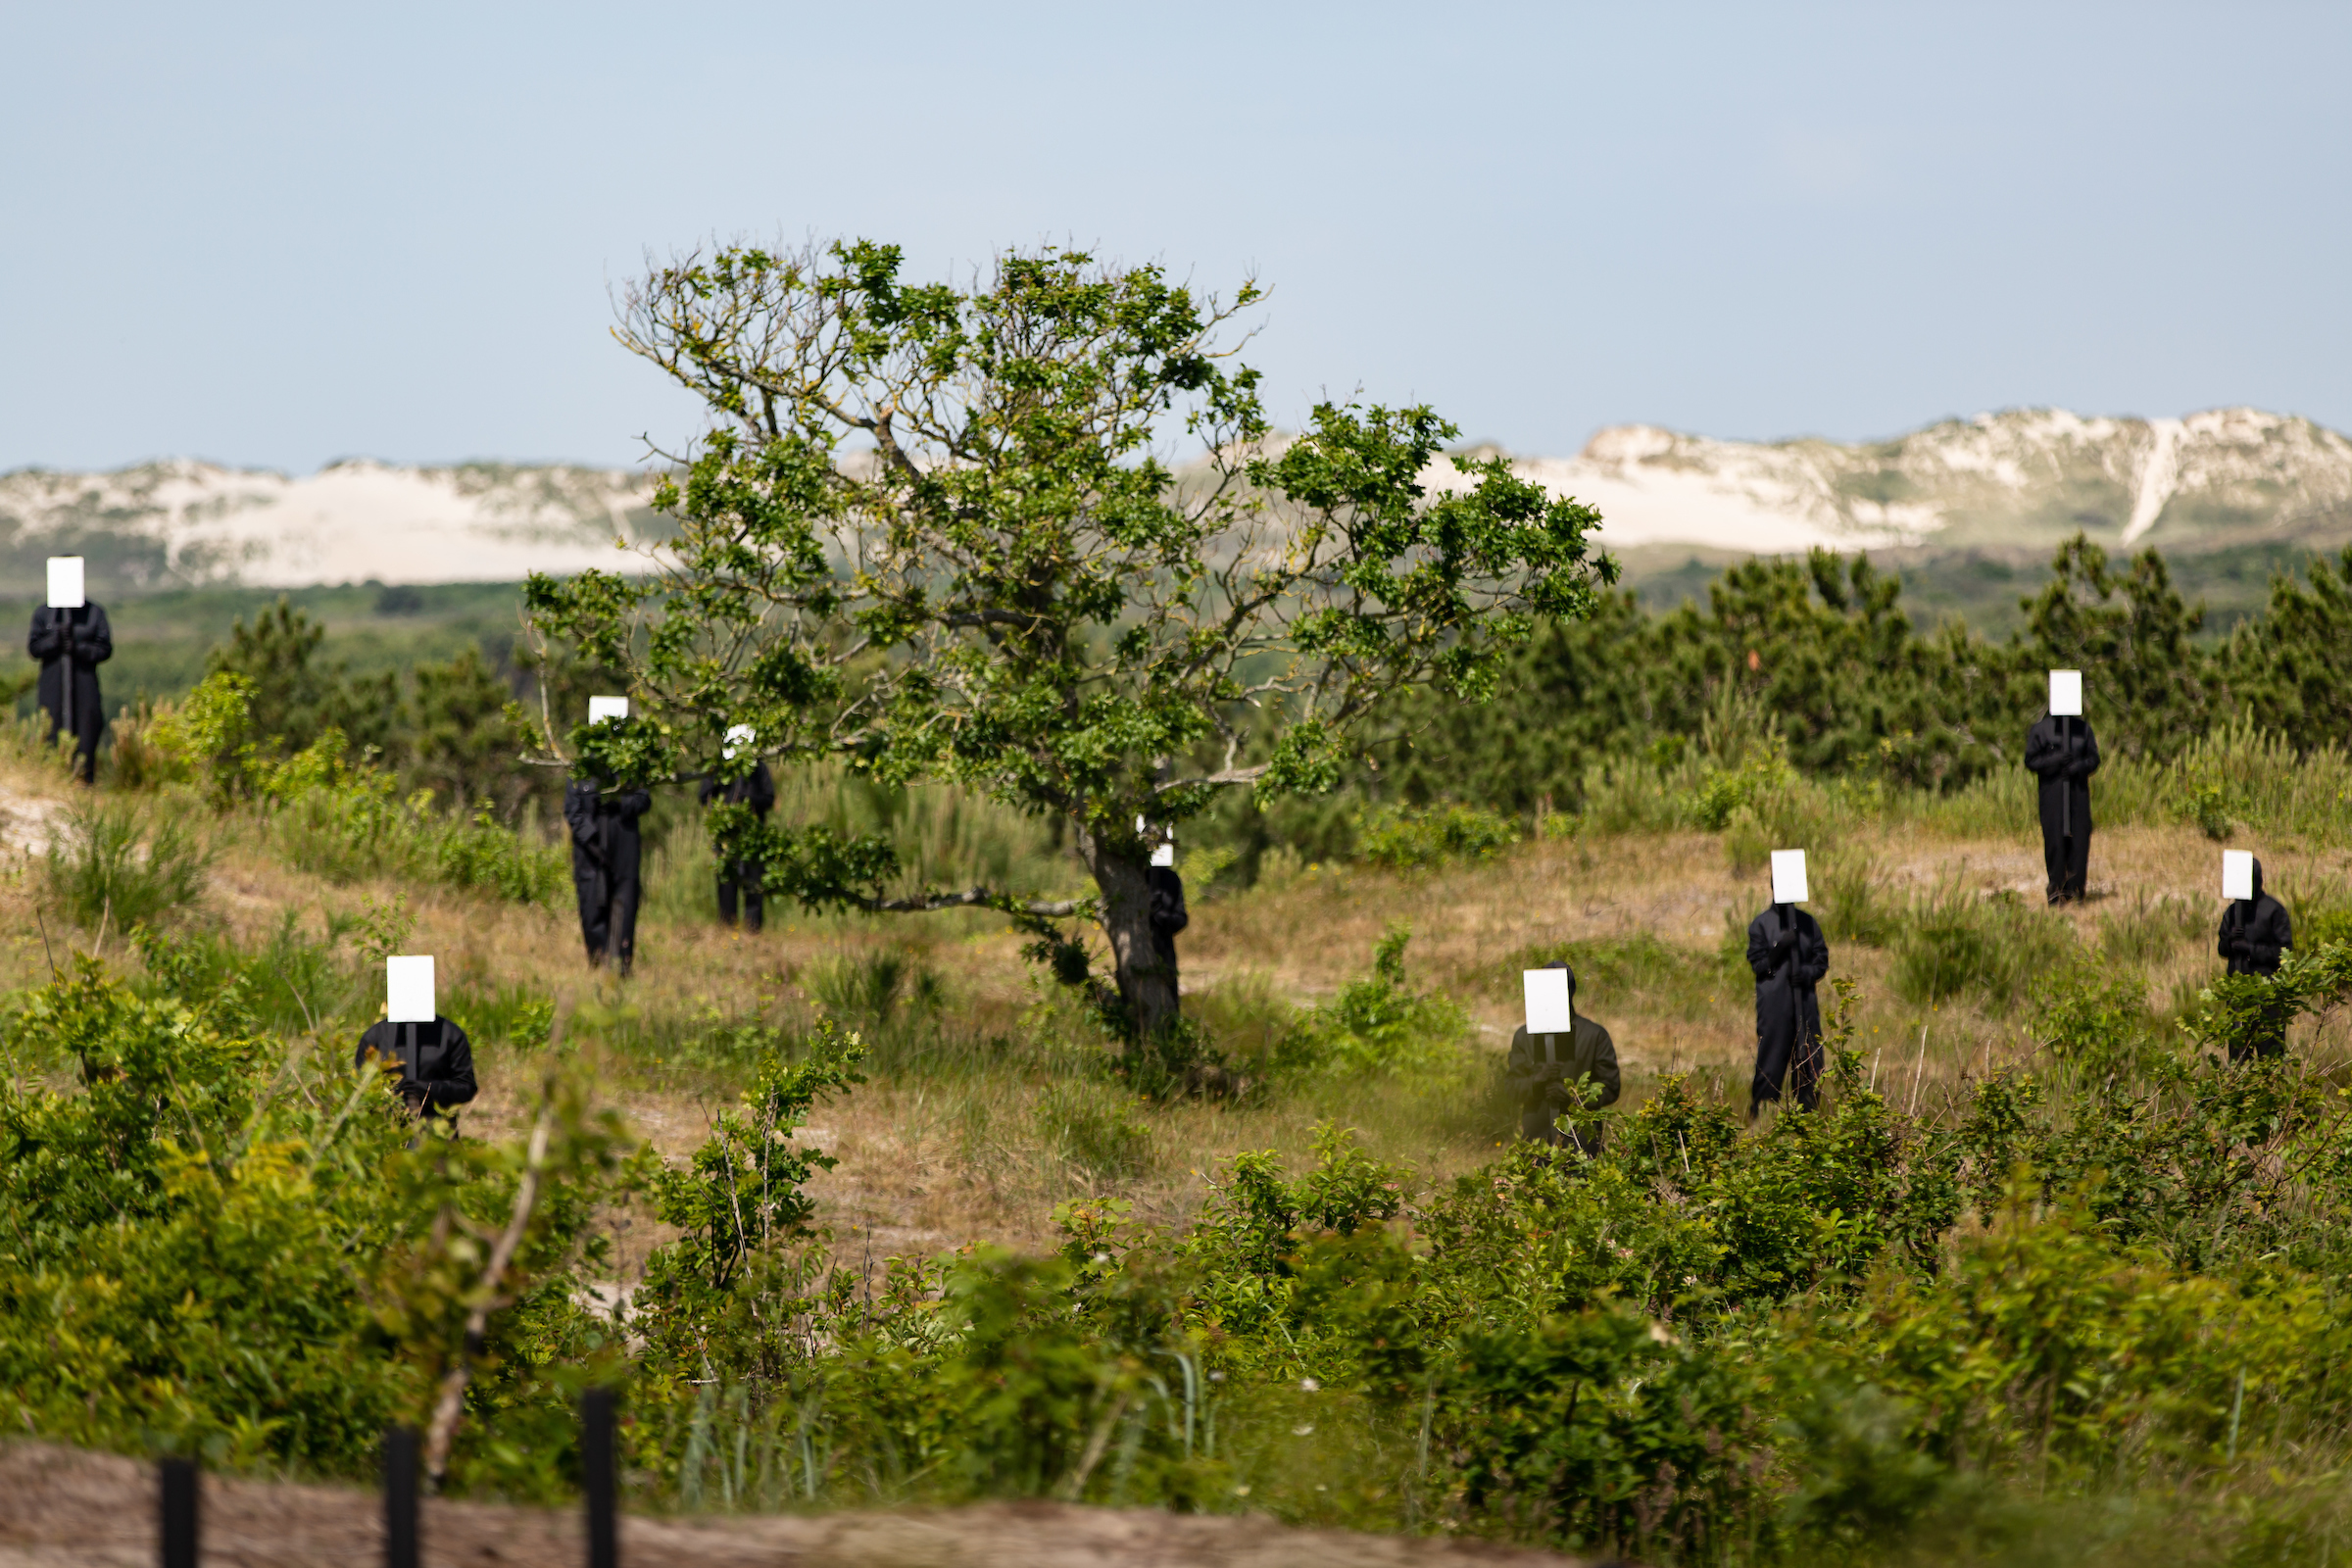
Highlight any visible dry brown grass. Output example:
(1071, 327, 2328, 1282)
(8, 751, 2348, 1275)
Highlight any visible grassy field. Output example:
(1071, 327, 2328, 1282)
(2, 730, 2328, 1266)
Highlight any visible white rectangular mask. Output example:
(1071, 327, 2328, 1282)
(2222, 850, 2254, 902)
(1524, 968, 1573, 1034)
(1771, 849, 1809, 905)
(1151, 843, 1175, 868)
(588, 696, 629, 724)
(386, 955, 435, 1023)
(2049, 670, 2082, 717)
(46, 557, 84, 610)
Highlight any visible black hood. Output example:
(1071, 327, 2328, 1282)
(2251, 857, 2265, 901)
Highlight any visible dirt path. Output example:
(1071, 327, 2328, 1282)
(0, 1443, 1594, 1568)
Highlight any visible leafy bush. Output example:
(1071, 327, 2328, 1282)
(1353, 804, 1518, 871)
(42, 798, 215, 930)
(1282, 925, 1467, 1074)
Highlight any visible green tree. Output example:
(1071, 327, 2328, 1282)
(208, 599, 398, 759)
(2226, 545, 2352, 754)
(2020, 533, 2225, 761)
(404, 647, 538, 817)
(525, 239, 1613, 1039)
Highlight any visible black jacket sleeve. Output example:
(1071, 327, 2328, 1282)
(564, 781, 602, 850)
(1791, 913, 1831, 987)
(2248, 897, 2292, 970)
(82, 604, 113, 664)
(2072, 721, 2100, 781)
(27, 609, 60, 662)
(1745, 912, 1778, 982)
(748, 762, 776, 815)
(2023, 716, 2067, 780)
(613, 787, 653, 822)
(355, 1020, 392, 1071)
(427, 1023, 478, 1108)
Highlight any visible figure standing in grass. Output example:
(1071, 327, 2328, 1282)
(1504, 961, 1621, 1153)
(27, 557, 112, 784)
(565, 772, 652, 975)
(2219, 854, 2294, 1060)
(2025, 670, 2101, 905)
(1747, 852, 1830, 1119)
(1144, 824, 1189, 1000)
(700, 725, 775, 933)
(356, 956, 477, 1122)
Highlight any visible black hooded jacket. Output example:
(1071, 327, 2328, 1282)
(697, 760, 776, 817)
(356, 1017, 478, 1115)
(564, 778, 653, 888)
(28, 603, 113, 756)
(2024, 713, 2101, 837)
(2219, 858, 2293, 977)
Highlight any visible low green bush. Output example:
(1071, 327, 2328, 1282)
(1353, 804, 1518, 871)
(1282, 925, 1468, 1074)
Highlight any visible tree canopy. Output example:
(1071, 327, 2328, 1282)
(524, 239, 1616, 1038)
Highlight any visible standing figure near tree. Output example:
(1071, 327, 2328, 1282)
(2218, 854, 2294, 1060)
(699, 731, 776, 932)
(1746, 858, 1830, 1119)
(565, 774, 652, 975)
(1144, 828, 1188, 997)
(27, 596, 112, 784)
(2025, 672, 2101, 905)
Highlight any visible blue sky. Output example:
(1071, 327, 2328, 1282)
(3, 2, 2346, 472)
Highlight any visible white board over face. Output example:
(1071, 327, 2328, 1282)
(588, 696, 629, 724)
(1151, 842, 1175, 868)
(2223, 850, 2255, 902)
(1771, 849, 1809, 905)
(724, 723, 755, 760)
(386, 955, 435, 1023)
(2050, 669, 2083, 717)
(46, 557, 83, 610)
(1524, 968, 1573, 1034)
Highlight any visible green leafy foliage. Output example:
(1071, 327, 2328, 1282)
(525, 238, 1613, 1036)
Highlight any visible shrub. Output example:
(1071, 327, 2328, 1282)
(42, 798, 215, 931)
(1283, 925, 1468, 1074)
(1354, 803, 1517, 871)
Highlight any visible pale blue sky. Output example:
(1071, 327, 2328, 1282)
(3, 2, 2346, 473)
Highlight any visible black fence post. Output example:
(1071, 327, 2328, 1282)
(583, 1387, 617, 1568)
(160, 1456, 198, 1568)
(384, 1426, 419, 1568)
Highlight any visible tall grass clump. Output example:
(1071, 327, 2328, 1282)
(43, 798, 214, 930)
(1890, 882, 2074, 1008)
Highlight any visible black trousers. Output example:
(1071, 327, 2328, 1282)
(576, 871, 641, 967)
(2042, 824, 2091, 904)
(715, 860, 763, 931)
(1750, 992, 1824, 1117)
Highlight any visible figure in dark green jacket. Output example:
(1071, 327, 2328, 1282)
(1504, 961, 1621, 1153)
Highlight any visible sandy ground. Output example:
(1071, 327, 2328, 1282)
(0, 1443, 1593, 1568)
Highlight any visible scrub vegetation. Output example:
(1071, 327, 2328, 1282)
(15, 276, 2352, 1562)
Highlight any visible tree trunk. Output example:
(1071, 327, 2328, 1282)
(1078, 824, 1179, 1042)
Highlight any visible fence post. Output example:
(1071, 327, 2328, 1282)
(384, 1426, 419, 1568)
(583, 1387, 617, 1568)
(160, 1456, 198, 1568)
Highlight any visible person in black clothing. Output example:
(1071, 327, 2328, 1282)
(355, 1015, 478, 1119)
(2219, 857, 2295, 1059)
(699, 755, 776, 932)
(27, 600, 113, 783)
(1746, 896, 1831, 1119)
(2024, 710, 2102, 904)
(1146, 840, 1189, 993)
(565, 775, 652, 974)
